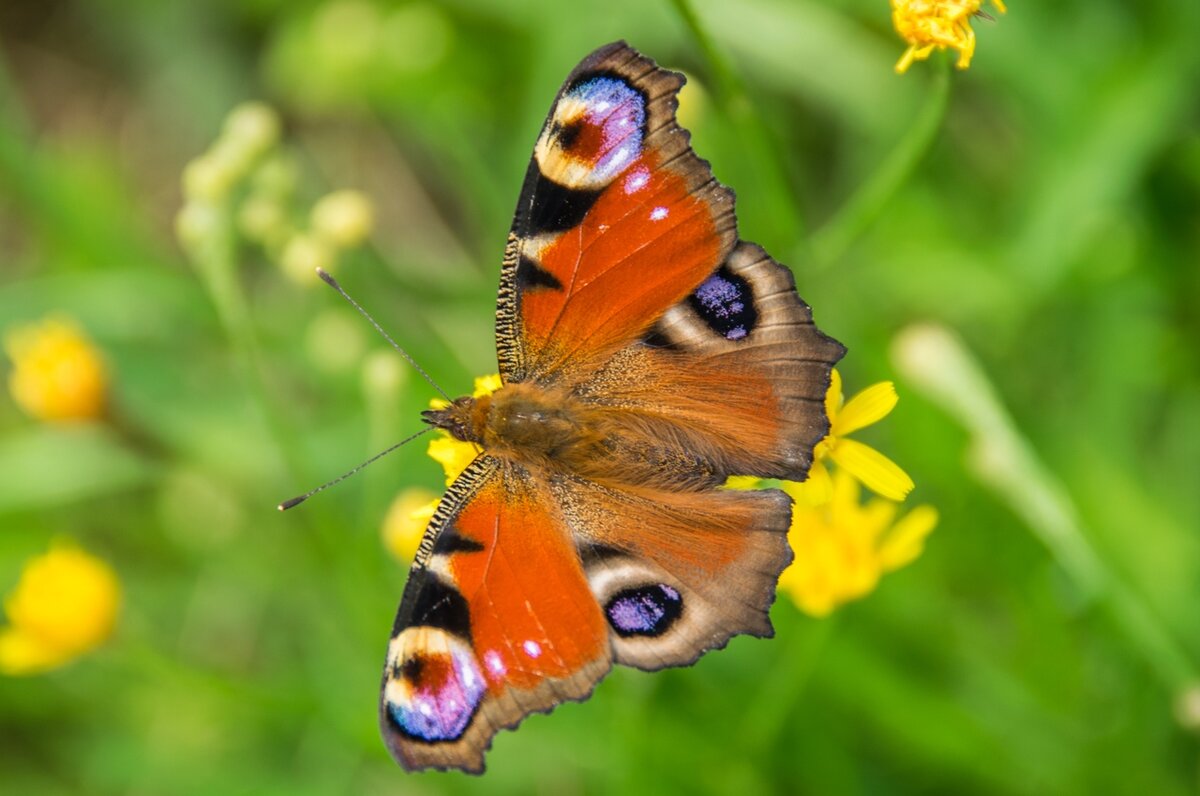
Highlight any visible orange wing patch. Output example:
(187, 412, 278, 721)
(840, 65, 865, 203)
(450, 472, 609, 691)
(521, 154, 728, 378)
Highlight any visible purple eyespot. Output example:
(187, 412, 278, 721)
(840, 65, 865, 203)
(606, 584, 683, 638)
(385, 631, 485, 742)
(564, 76, 645, 183)
(688, 267, 757, 340)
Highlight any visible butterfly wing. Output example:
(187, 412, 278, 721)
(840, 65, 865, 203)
(381, 456, 794, 771)
(581, 240, 845, 482)
(496, 41, 843, 480)
(496, 41, 738, 384)
(380, 456, 611, 773)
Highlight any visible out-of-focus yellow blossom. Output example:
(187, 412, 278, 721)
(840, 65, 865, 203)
(311, 190, 375, 249)
(892, 0, 1006, 74)
(0, 541, 121, 676)
(426, 374, 503, 485)
(790, 369, 914, 505)
(221, 101, 281, 160)
(382, 488, 439, 562)
(780, 468, 937, 617)
(4, 316, 107, 423)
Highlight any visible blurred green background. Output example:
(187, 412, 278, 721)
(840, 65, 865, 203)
(2, 0, 1199, 793)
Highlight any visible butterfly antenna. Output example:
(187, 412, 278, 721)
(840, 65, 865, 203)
(277, 427, 433, 511)
(315, 267, 453, 403)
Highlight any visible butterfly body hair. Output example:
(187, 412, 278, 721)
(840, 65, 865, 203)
(423, 379, 760, 493)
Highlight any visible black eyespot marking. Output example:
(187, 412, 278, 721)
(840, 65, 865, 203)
(515, 160, 603, 235)
(433, 526, 487, 555)
(516, 256, 564, 292)
(411, 576, 472, 640)
(399, 656, 424, 683)
(641, 327, 681, 351)
(553, 118, 585, 151)
(578, 542, 626, 564)
(687, 266, 757, 340)
(606, 584, 683, 637)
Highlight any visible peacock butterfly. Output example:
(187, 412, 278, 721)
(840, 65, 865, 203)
(380, 41, 844, 772)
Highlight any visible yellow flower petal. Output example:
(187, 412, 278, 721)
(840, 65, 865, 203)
(880, 505, 939, 571)
(829, 438, 914, 501)
(782, 460, 832, 506)
(825, 368, 843, 422)
(0, 627, 71, 676)
(832, 381, 898, 437)
(382, 489, 438, 562)
(723, 475, 764, 490)
(472, 374, 503, 397)
(426, 436, 479, 485)
(890, 0, 1004, 75)
(4, 316, 107, 422)
(429, 373, 501, 410)
(779, 463, 933, 617)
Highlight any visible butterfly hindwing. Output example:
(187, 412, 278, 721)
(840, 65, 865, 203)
(583, 241, 846, 482)
(551, 475, 794, 670)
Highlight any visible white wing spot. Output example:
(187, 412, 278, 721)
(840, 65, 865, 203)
(484, 650, 506, 676)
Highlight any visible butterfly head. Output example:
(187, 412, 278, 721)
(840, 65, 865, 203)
(421, 396, 483, 444)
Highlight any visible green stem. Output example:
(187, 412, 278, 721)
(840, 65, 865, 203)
(810, 57, 952, 268)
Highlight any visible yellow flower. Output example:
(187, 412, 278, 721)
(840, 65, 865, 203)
(382, 488, 439, 562)
(791, 369, 914, 504)
(4, 316, 108, 422)
(0, 541, 121, 676)
(780, 468, 938, 617)
(426, 374, 502, 484)
(891, 0, 1006, 74)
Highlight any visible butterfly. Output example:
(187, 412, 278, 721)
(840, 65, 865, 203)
(381, 41, 844, 773)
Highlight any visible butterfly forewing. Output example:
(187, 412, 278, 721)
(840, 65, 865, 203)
(496, 42, 738, 384)
(381, 457, 611, 773)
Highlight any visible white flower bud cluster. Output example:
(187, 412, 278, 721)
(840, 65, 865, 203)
(175, 101, 376, 286)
